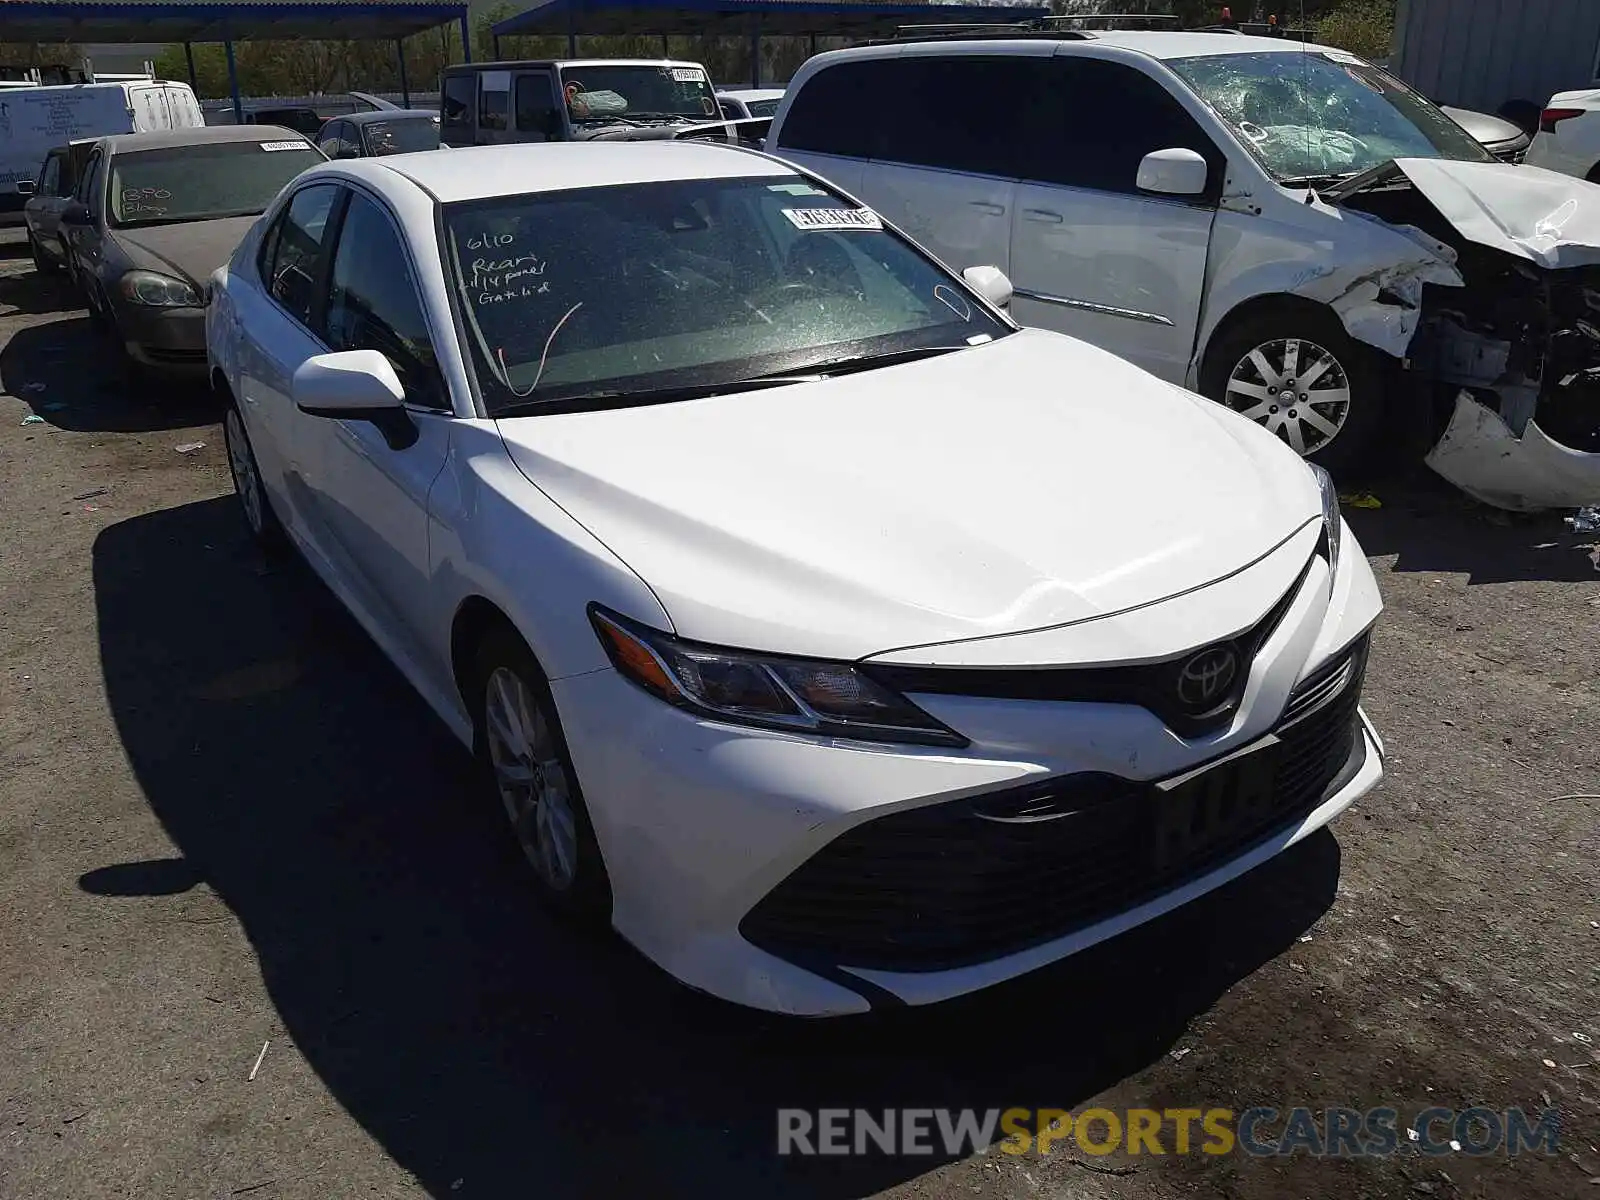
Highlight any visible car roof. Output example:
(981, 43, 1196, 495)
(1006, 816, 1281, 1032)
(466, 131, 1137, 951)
(717, 88, 785, 100)
(1085, 30, 1343, 59)
(334, 141, 793, 204)
(102, 124, 314, 153)
(345, 109, 436, 125)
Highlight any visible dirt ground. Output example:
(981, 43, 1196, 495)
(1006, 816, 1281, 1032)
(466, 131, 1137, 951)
(0, 225, 1596, 1200)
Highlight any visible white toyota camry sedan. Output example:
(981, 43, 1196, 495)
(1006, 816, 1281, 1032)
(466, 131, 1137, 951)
(207, 141, 1384, 1016)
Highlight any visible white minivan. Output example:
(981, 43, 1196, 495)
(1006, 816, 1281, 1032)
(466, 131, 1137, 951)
(2, 79, 204, 225)
(767, 32, 1600, 508)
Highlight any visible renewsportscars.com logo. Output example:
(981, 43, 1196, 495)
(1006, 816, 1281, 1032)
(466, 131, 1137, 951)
(776, 1107, 1562, 1159)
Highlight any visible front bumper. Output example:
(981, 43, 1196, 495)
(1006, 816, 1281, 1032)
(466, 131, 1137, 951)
(112, 299, 208, 376)
(551, 543, 1384, 1016)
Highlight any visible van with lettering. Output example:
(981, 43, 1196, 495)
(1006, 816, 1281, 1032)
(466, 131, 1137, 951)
(439, 59, 767, 148)
(1, 79, 204, 224)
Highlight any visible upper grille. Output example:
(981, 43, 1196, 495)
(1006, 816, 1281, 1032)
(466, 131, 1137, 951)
(741, 634, 1371, 974)
(863, 557, 1314, 739)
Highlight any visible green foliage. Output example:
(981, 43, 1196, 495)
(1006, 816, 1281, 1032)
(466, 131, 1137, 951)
(1314, 0, 1396, 61)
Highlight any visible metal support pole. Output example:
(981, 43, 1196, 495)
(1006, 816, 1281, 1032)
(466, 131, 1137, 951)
(459, 14, 472, 63)
(567, 7, 576, 57)
(493, 34, 501, 58)
(809, 33, 817, 57)
(397, 38, 410, 107)
(224, 39, 242, 124)
(661, 34, 669, 56)
(183, 41, 198, 89)
(750, 16, 761, 87)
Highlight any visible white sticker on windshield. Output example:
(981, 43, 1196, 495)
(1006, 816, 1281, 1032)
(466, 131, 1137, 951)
(1321, 49, 1363, 65)
(768, 182, 827, 196)
(671, 67, 705, 82)
(781, 207, 882, 232)
(259, 140, 306, 151)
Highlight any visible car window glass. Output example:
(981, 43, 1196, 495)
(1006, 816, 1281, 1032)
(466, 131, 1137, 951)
(442, 75, 473, 139)
(515, 73, 560, 139)
(263, 184, 340, 329)
(877, 57, 1029, 177)
(1023, 57, 1223, 194)
(324, 192, 447, 409)
(79, 152, 104, 215)
(775, 60, 888, 158)
(479, 71, 510, 132)
(39, 155, 59, 195)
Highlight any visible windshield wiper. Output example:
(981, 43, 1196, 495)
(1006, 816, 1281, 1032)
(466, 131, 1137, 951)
(490, 373, 822, 417)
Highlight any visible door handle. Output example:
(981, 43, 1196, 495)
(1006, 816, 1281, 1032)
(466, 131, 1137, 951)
(968, 201, 1006, 216)
(1022, 208, 1065, 224)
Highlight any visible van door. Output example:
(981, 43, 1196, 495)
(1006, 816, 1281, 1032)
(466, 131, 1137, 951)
(861, 54, 1036, 276)
(1008, 54, 1221, 384)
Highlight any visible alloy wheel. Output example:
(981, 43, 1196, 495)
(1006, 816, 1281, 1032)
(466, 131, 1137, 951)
(224, 408, 265, 536)
(484, 666, 579, 892)
(1224, 337, 1352, 457)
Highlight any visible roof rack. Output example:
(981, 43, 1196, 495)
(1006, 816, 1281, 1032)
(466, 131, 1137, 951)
(873, 21, 1094, 45)
(1043, 12, 1181, 29)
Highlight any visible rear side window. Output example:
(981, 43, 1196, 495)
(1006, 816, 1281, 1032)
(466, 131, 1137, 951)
(776, 60, 888, 158)
(1021, 57, 1223, 196)
(876, 56, 1030, 177)
(260, 184, 341, 329)
(442, 74, 473, 139)
(515, 73, 561, 139)
(479, 71, 511, 132)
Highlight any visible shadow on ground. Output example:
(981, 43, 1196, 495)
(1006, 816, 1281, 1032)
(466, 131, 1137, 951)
(1342, 469, 1599, 586)
(0, 312, 214, 432)
(90, 497, 1343, 1198)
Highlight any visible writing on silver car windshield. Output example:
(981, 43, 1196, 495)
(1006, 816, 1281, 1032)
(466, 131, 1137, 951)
(109, 140, 323, 226)
(442, 175, 1010, 412)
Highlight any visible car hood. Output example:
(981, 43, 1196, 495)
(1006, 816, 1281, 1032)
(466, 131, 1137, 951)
(110, 216, 260, 287)
(1326, 157, 1600, 269)
(495, 330, 1321, 662)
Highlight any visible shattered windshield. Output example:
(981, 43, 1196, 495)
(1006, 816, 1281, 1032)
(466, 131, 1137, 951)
(556, 64, 719, 123)
(1167, 50, 1494, 183)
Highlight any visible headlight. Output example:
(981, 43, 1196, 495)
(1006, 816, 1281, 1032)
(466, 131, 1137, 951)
(119, 270, 202, 307)
(1309, 463, 1343, 573)
(589, 606, 967, 748)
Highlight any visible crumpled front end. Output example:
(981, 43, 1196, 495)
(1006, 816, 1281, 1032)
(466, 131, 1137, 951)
(1328, 159, 1600, 510)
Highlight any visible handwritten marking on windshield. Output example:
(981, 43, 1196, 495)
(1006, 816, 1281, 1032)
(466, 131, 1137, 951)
(496, 301, 583, 398)
(466, 232, 515, 251)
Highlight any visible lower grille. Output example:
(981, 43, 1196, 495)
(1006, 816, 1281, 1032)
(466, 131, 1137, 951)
(741, 636, 1371, 973)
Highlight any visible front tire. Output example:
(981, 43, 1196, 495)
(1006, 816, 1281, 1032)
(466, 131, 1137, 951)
(472, 628, 611, 924)
(222, 403, 285, 551)
(1200, 306, 1385, 474)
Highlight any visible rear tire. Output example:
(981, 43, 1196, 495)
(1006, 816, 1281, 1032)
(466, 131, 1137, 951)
(1200, 305, 1386, 475)
(471, 627, 612, 925)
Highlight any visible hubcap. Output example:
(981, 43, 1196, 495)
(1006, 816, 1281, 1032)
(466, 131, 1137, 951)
(1224, 337, 1351, 457)
(225, 409, 264, 535)
(484, 667, 578, 892)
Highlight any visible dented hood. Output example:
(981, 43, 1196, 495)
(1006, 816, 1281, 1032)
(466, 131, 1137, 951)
(1330, 157, 1600, 270)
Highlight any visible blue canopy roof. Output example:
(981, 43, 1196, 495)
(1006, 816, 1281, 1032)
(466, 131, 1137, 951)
(0, 0, 467, 41)
(492, 0, 1050, 38)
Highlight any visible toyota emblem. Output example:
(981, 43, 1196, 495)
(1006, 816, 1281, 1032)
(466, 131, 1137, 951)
(1176, 645, 1239, 710)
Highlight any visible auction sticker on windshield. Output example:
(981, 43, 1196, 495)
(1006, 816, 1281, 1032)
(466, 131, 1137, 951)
(782, 207, 883, 231)
(258, 141, 307, 151)
(671, 67, 705, 82)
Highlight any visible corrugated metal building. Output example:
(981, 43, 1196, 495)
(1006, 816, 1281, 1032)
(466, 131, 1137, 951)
(1393, 0, 1600, 113)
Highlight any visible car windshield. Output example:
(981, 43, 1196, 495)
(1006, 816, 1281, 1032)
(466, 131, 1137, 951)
(556, 64, 719, 122)
(744, 98, 781, 118)
(1167, 50, 1494, 182)
(364, 116, 439, 155)
(109, 139, 323, 226)
(442, 174, 1011, 413)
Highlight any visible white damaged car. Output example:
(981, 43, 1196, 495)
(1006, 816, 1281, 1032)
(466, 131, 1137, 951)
(768, 32, 1600, 508)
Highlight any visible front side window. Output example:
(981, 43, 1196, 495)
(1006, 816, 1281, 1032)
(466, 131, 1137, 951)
(442, 174, 1010, 414)
(556, 64, 718, 124)
(1021, 57, 1223, 195)
(877, 57, 1030, 177)
(109, 139, 323, 227)
(324, 193, 446, 408)
(262, 183, 340, 327)
(1167, 49, 1493, 183)
(38, 154, 60, 196)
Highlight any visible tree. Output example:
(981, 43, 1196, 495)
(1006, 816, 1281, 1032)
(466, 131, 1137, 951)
(1314, 0, 1395, 60)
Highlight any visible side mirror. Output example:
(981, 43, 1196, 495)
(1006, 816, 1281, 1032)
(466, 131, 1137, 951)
(962, 264, 1013, 311)
(293, 350, 418, 448)
(15, 179, 35, 197)
(61, 201, 92, 226)
(1137, 148, 1209, 197)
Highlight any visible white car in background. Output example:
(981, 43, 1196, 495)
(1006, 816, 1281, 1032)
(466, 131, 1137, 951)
(715, 86, 786, 120)
(1526, 90, 1600, 181)
(769, 33, 1600, 508)
(207, 141, 1383, 1015)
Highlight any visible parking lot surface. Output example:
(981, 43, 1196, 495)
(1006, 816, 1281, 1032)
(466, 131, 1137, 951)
(1, 226, 1597, 1199)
